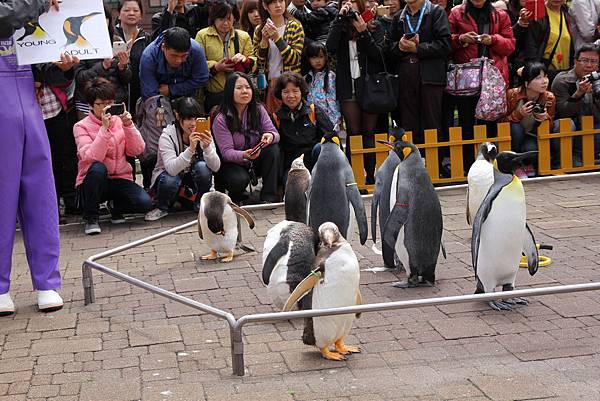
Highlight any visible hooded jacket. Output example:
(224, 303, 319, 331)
(114, 24, 151, 112)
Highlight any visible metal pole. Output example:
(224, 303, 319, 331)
(230, 322, 245, 376)
(82, 262, 95, 305)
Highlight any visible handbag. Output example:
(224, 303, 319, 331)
(445, 58, 484, 96)
(475, 58, 507, 121)
(355, 50, 400, 113)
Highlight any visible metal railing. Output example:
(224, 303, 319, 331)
(82, 173, 600, 376)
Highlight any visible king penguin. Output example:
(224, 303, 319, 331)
(198, 192, 255, 263)
(466, 142, 498, 225)
(382, 140, 445, 288)
(284, 222, 362, 360)
(471, 151, 540, 311)
(285, 155, 311, 223)
(308, 130, 368, 244)
(262, 220, 319, 344)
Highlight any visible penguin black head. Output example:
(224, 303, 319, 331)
(320, 131, 341, 146)
(495, 151, 539, 175)
(203, 193, 227, 235)
(477, 142, 498, 163)
(391, 141, 419, 161)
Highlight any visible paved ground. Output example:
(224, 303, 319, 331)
(2, 175, 600, 401)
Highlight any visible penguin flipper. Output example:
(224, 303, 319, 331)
(371, 178, 383, 243)
(262, 240, 289, 285)
(466, 188, 471, 225)
(382, 201, 409, 250)
(283, 271, 321, 311)
(229, 202, 255, 229)
(523, 223, 539, 276)
(471, 170, 513, 274)
(346, 183, 368, 245)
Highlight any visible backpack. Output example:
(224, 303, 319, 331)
(135, 95, 176, 163)
(272, 103, 316, 128)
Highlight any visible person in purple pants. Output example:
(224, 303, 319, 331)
(0, 0, 64, 315)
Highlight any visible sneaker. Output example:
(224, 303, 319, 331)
(110, 214, 126, 224)
(0, 293, 15, 316)
(514, 167, 528, 180)
(524, 164, 536, 177)
(84, 218, 101, 235)
(37, 290, 63, 312)
(145, 208, 168, 221)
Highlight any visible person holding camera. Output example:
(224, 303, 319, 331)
(503, 62, 556, 178)
(195, 0, 256, 113)
(74, 78, 153, 235)
(212, 72, 281, 204)
(145, 97, 220, 221)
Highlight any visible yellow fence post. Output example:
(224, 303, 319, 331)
(559, 118, 574, 171)
(473, 125, 488, 161)
(581, 115, 595, 167)
(424, 129, 439, 181)
(537, 120, 551, 175)
(374, 133, 390, 168)
(496, 122, 512, 152)
(449, 127, 464, 179)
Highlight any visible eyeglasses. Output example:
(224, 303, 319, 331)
(577, 58, 599, 65)
(94, 101, 113, 107)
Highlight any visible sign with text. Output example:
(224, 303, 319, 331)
(13, 0, 111, 65)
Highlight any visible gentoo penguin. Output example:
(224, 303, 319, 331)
(472, 151, 539, 310)
(285, 155, 311, 223)
(466, 142, 498, 225)
(198, 192, 255, 262)
(308, 131, 368, 244)
(284, 222, 362, 360)
(382, 140, 445, 288)
(262, 220, 319, 344)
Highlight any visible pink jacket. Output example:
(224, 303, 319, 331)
(73, 113, 145, 186)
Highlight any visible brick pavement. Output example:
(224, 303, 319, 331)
(2, 176, 600, 401)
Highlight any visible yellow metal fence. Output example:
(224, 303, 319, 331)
(350, 116, 600, 192)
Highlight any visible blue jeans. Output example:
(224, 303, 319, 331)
(154, 161, 212, 211)
(80, 162, 153, 220)
(510, 123, 538, 153)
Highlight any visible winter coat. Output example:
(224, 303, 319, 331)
(195, 26, 256, 94)
(114, 25, 151, 112)
(73, 113, 145, 186)
(448, 3, 515, 84)
(150, 123, 221, 188)
(503, 86, 556, 123)
(551, 67, 600, 120)
(139, 33, 209, 100)
(523, 6, 573, 67)
(212, 105, 280, 165)
(326, 16, 386, 101)
(569, 0, 600, 51)
(387, 1, 452, 86)
(291, 2, 338, 43)
(0, 0, 46, 37)
(74, 59, 132, 107)
(253, 19, 304, 75)
(151, 4, 209, 40)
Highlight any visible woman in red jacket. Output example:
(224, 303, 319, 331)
(448, 0, 515, 167)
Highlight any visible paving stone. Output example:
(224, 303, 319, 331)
(140, 352, 178, 370)
(26, 315, 77, 332)
(128, 325, 182, 346)
(429, 317, 495, 340)
(469, 374, 557, 400)
(30, 339, 102, 356)
(142, 383, 204, 401)
(79, 379, 141, 401)
(173, 277, 219, 292)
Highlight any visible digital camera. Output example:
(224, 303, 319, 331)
(531, 102, 546, 115)
(583, 71, 600, 100)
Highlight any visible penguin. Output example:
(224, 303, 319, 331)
(198, 192, 255, 263)
(466, 142, 498, 225)
(285, 155, 311, 223)
(284, 222, 362, 361)
(262, 220, 319, 344)
(17, 19, 48, 42)
(472, 151, 540, 310)
(308, 130, 368, 245)
(62, 12, 102, 48)
(382, 140, 445, 288)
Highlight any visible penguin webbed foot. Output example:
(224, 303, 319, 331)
(320, 347, 347, 361)
(392, 275, 433, 288)
(504, 297, 529, 305)
(201, 250, 218, 260)
(335, 339, 360, 355)
(488, 300, 513, 311)
(220, 251, 235, 263)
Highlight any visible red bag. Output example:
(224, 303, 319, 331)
(525, 0, 545, 21)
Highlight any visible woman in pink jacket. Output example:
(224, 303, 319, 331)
(73, 78, 153, 235)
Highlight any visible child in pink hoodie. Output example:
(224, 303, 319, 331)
(73, 78, 152, 235)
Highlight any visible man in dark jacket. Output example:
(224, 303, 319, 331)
(387, 0, 451, 143)
(151, 0, 209, 40)
(290, 0, 339, 43)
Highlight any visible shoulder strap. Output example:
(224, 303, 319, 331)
(309, 104, 316, 125)
(546, 10, 563, 67)
(272, 112, 280, 128)
(234, 30, 240, 55)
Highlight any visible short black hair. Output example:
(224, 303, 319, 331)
(274, 71, 309, 100)
(209, 0, 233, 26)
(84, 77, 116, 105)
(163, 27, 191, 52)
(118, 0, 143, 13)
(173, 97, 203, 120)
(576, 43, 600, 60)
(519, 61, 547, 86)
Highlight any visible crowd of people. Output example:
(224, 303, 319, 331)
(34, 0, 600, 236)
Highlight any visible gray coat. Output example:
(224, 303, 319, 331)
(551, 67, 600, 121)
(0, 0, 47, 38)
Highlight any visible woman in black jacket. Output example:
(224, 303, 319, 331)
(327, 0, 385, 184)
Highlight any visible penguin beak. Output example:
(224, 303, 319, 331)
(376, 140, 394, 150)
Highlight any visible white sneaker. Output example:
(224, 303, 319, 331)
(145, 208, 168, 221)
(0, 293, 15, 316)
(37, 290, 63, 312)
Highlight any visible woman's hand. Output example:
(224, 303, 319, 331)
(215, 58, 236, 73)
(189, 132, 201, 152)
(399, 34, 419, 53)
(54, 53, 79, 71)
(519, 101, 534, 117)
(244, 148, 260, 160)
(116, 51, 129, 71)
(459, 31, 478, 44)
(230, 53, 246, 64)
(198, 130, 213, 149)
(351, 14, 368, 33)
(120, 110, 133, 127)
(263, 19, 279, 41)
(261, 132, 274, 144)
(518, 8, 531, 27)
(533, 111, 549, 122)
(102, 58, 113, 70)
(339, 0, 352, 16)
(479, 34, 492, 46)
(101, 106, 113, 130)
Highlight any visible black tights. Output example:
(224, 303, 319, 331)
(341, 101, 378, 183)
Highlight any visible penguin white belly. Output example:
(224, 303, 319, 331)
(347, 203, 355, 243)
(468, 161, 494, 222)
(263, 221, 294, 309)
(200, 205, 238, 253)
(389, 166, 409, 271)
(312, 244, 360, 349)
(476, 183, 526, 292)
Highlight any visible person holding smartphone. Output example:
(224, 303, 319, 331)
(73, 78, 153, 235)
(145, 97, 221, 221)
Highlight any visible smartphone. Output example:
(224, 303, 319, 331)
(376, 5, 390, 17)
(361, 9, 375, 23)
(195, 117, 211, 133)
(404, 32, 416, 40)
(475, 35, 482, 43)
(112, 40, 127, 55)
(249, 141, 267, 156)
(106, 103, 125, 115)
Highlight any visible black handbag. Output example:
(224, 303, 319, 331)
(355, 50, 400, 113)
